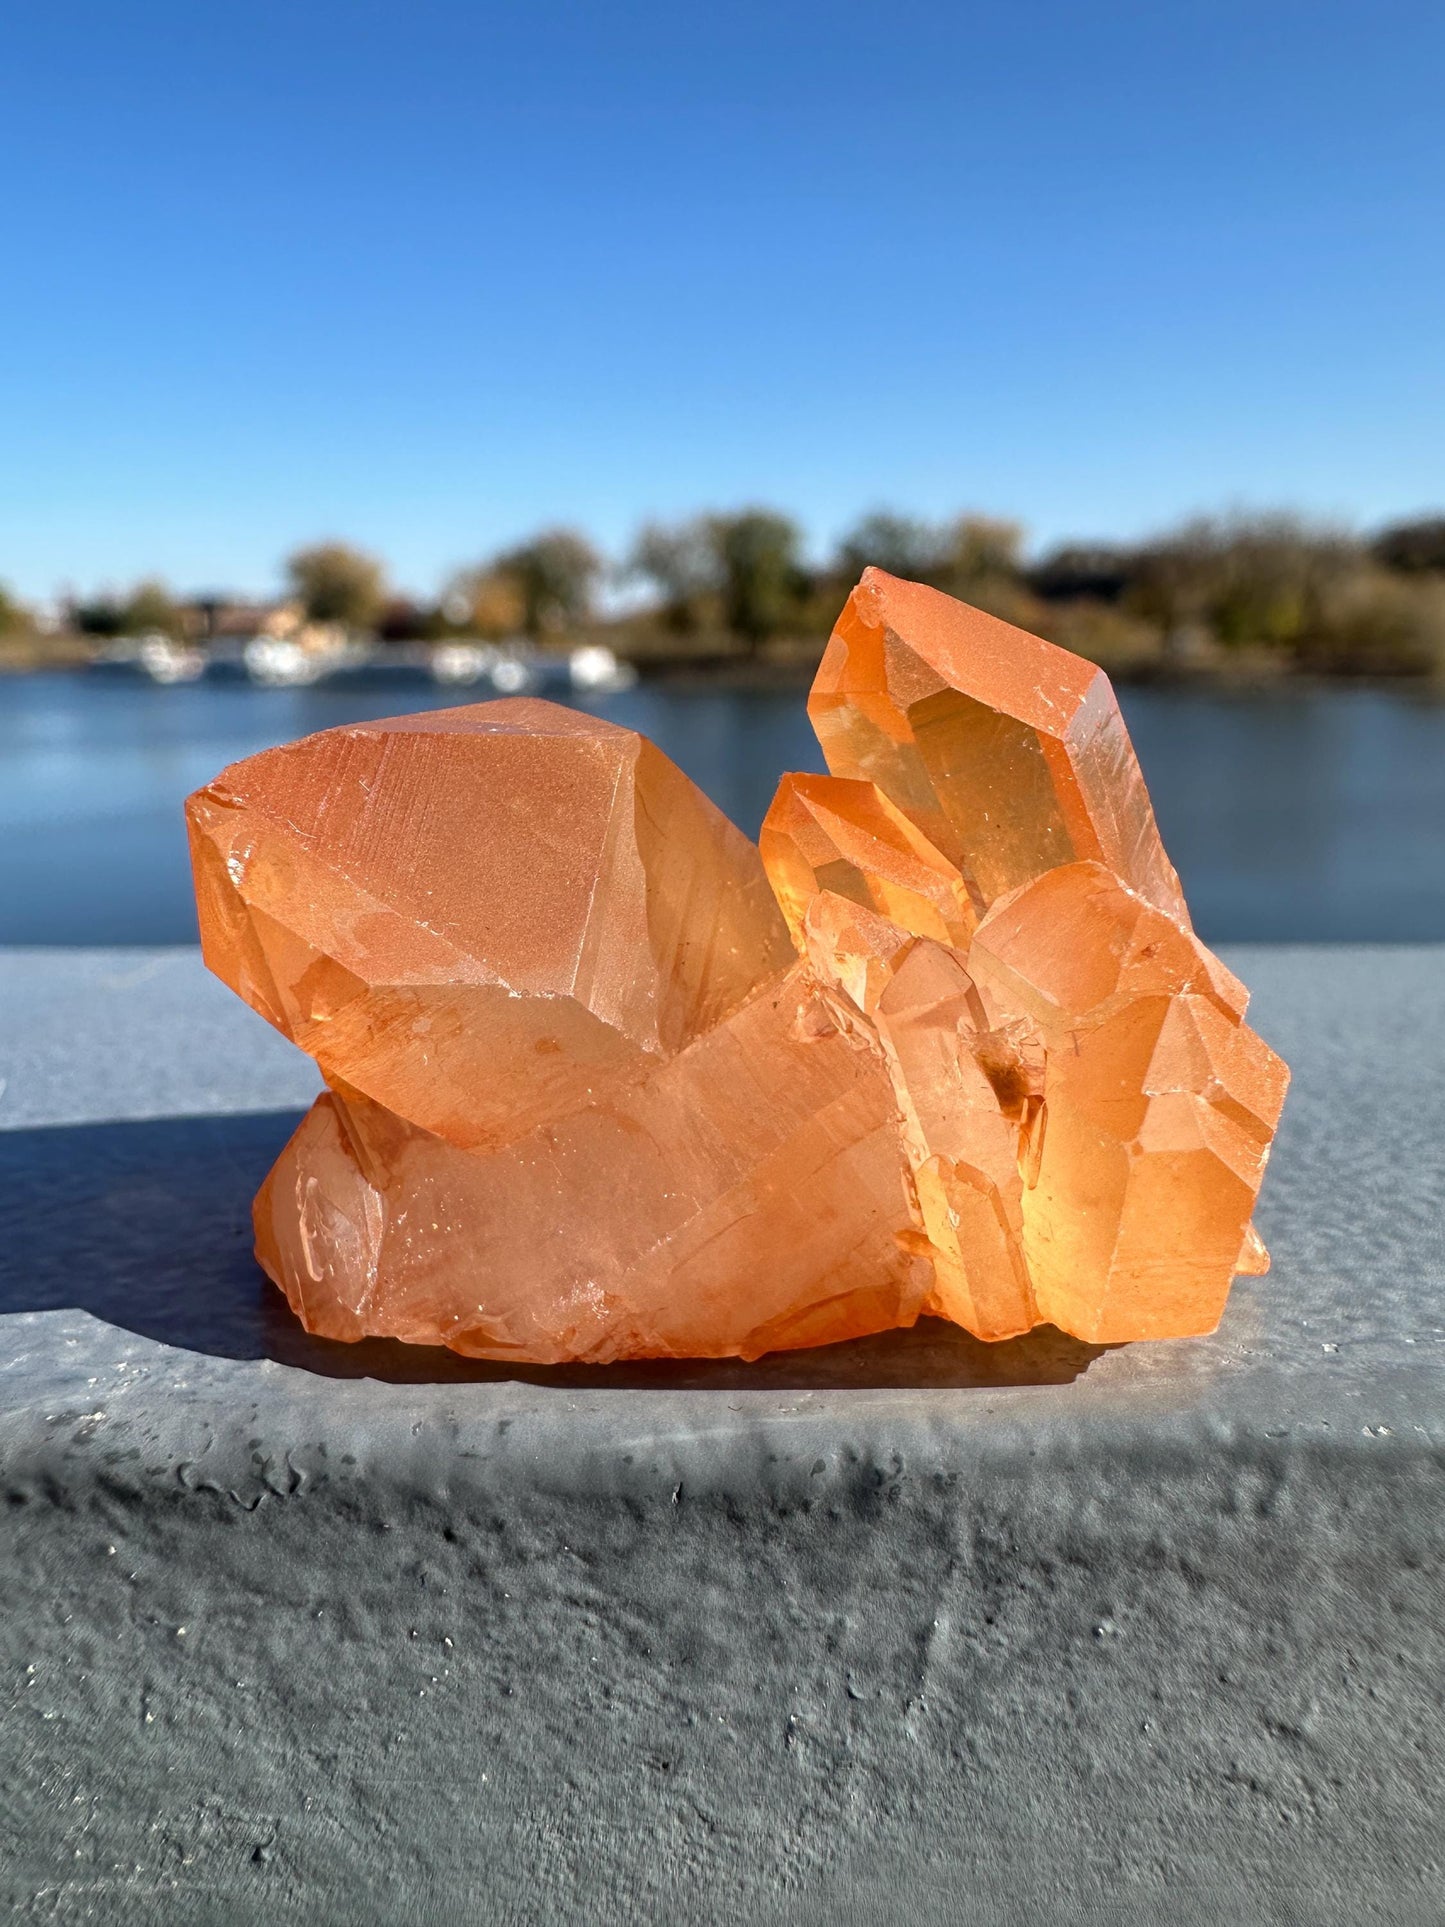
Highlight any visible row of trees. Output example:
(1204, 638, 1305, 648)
(8, 509, 1445, 677)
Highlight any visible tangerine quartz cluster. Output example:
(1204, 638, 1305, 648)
(186, 569, 1288, 1363)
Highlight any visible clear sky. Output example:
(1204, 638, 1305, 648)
(2, 0, 1441, 598)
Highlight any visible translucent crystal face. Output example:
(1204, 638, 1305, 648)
(761, 772, 977, 950)
(808, 570, 1191, 924)
(189, 572, 1287, 1363)
(188, 699, 794, 1152)
(254, 962, 931, 1364)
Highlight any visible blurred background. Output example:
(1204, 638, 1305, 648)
(3, 0, 1443, 946)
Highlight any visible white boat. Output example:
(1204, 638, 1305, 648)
(490, 651, 537, 694)
(430, 642, 500, 687)
(137, 633, 206, 684)
(243, 636, 330, 687)
(568, 644, 636, 693)
(429, 641, 539, 694)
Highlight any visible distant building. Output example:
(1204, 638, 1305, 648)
(187, 596, 300, 640)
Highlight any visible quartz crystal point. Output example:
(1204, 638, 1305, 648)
(808, 567, 1191, 924)
(762, 569, 1288, 1345)
(188, 700, 795, 1152)
(188, 701, 926, 1362)
(187, 574, 1287, 1362)
(761, 773, 976, 949)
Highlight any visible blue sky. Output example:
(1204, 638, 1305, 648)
(1, 1, 1441, 597)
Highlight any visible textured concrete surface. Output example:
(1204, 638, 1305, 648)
(2, 946, 1442, 1925)
(0, 947, 320, 1130)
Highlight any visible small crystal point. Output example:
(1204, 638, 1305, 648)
(190, 585, 1288, 1363)
(762, 772, 977, 950)
(808, 568, 1190, 924)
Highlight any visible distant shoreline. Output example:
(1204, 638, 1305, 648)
(8, 511, 1445, 690)
(4, 644, 1444, 703)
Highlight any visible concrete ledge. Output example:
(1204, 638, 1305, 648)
(2, 948, 1442, 1924)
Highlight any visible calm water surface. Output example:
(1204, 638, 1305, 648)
(2, 672, 1443, 943)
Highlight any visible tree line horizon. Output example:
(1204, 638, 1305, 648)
(6, 505, 1445, 679)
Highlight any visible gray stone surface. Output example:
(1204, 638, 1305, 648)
(1, 946, 1442, 1924)
(0, 947, 319, 1130)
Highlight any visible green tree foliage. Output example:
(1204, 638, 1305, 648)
(286, 542, 387, 631)
(120, 577, 186, 639)
(705, 509, 805, 650)
(0, 583, 32, 637)
(836, 512, 950, 583)
(630, 509, 807, 650)
(830, 511, 1028, 637)
(628, 518, 720, 632)
(1296, 570, 1445, 676)
(943, 514, 1024, 588)
(73, 581, 185, 638)
(491, 528, 602, 638)
(834, 512, 1025, 599)
(1125, 516, 1358, 652)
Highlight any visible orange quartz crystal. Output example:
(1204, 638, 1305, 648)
(808, 567, 1191, 923)
(189, 700, 926, 1362)
(187, 571, 1288, 1362)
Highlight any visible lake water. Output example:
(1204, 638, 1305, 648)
(2, 671, 1443, 944)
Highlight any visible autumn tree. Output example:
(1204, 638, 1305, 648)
(489, 528, 601, 638)
(0, 583, 32, 637)
(285, 542, 387, 632)
(440, 565, 527, 639)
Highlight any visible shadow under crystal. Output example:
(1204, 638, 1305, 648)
(0, 1110, 1109, 1391)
